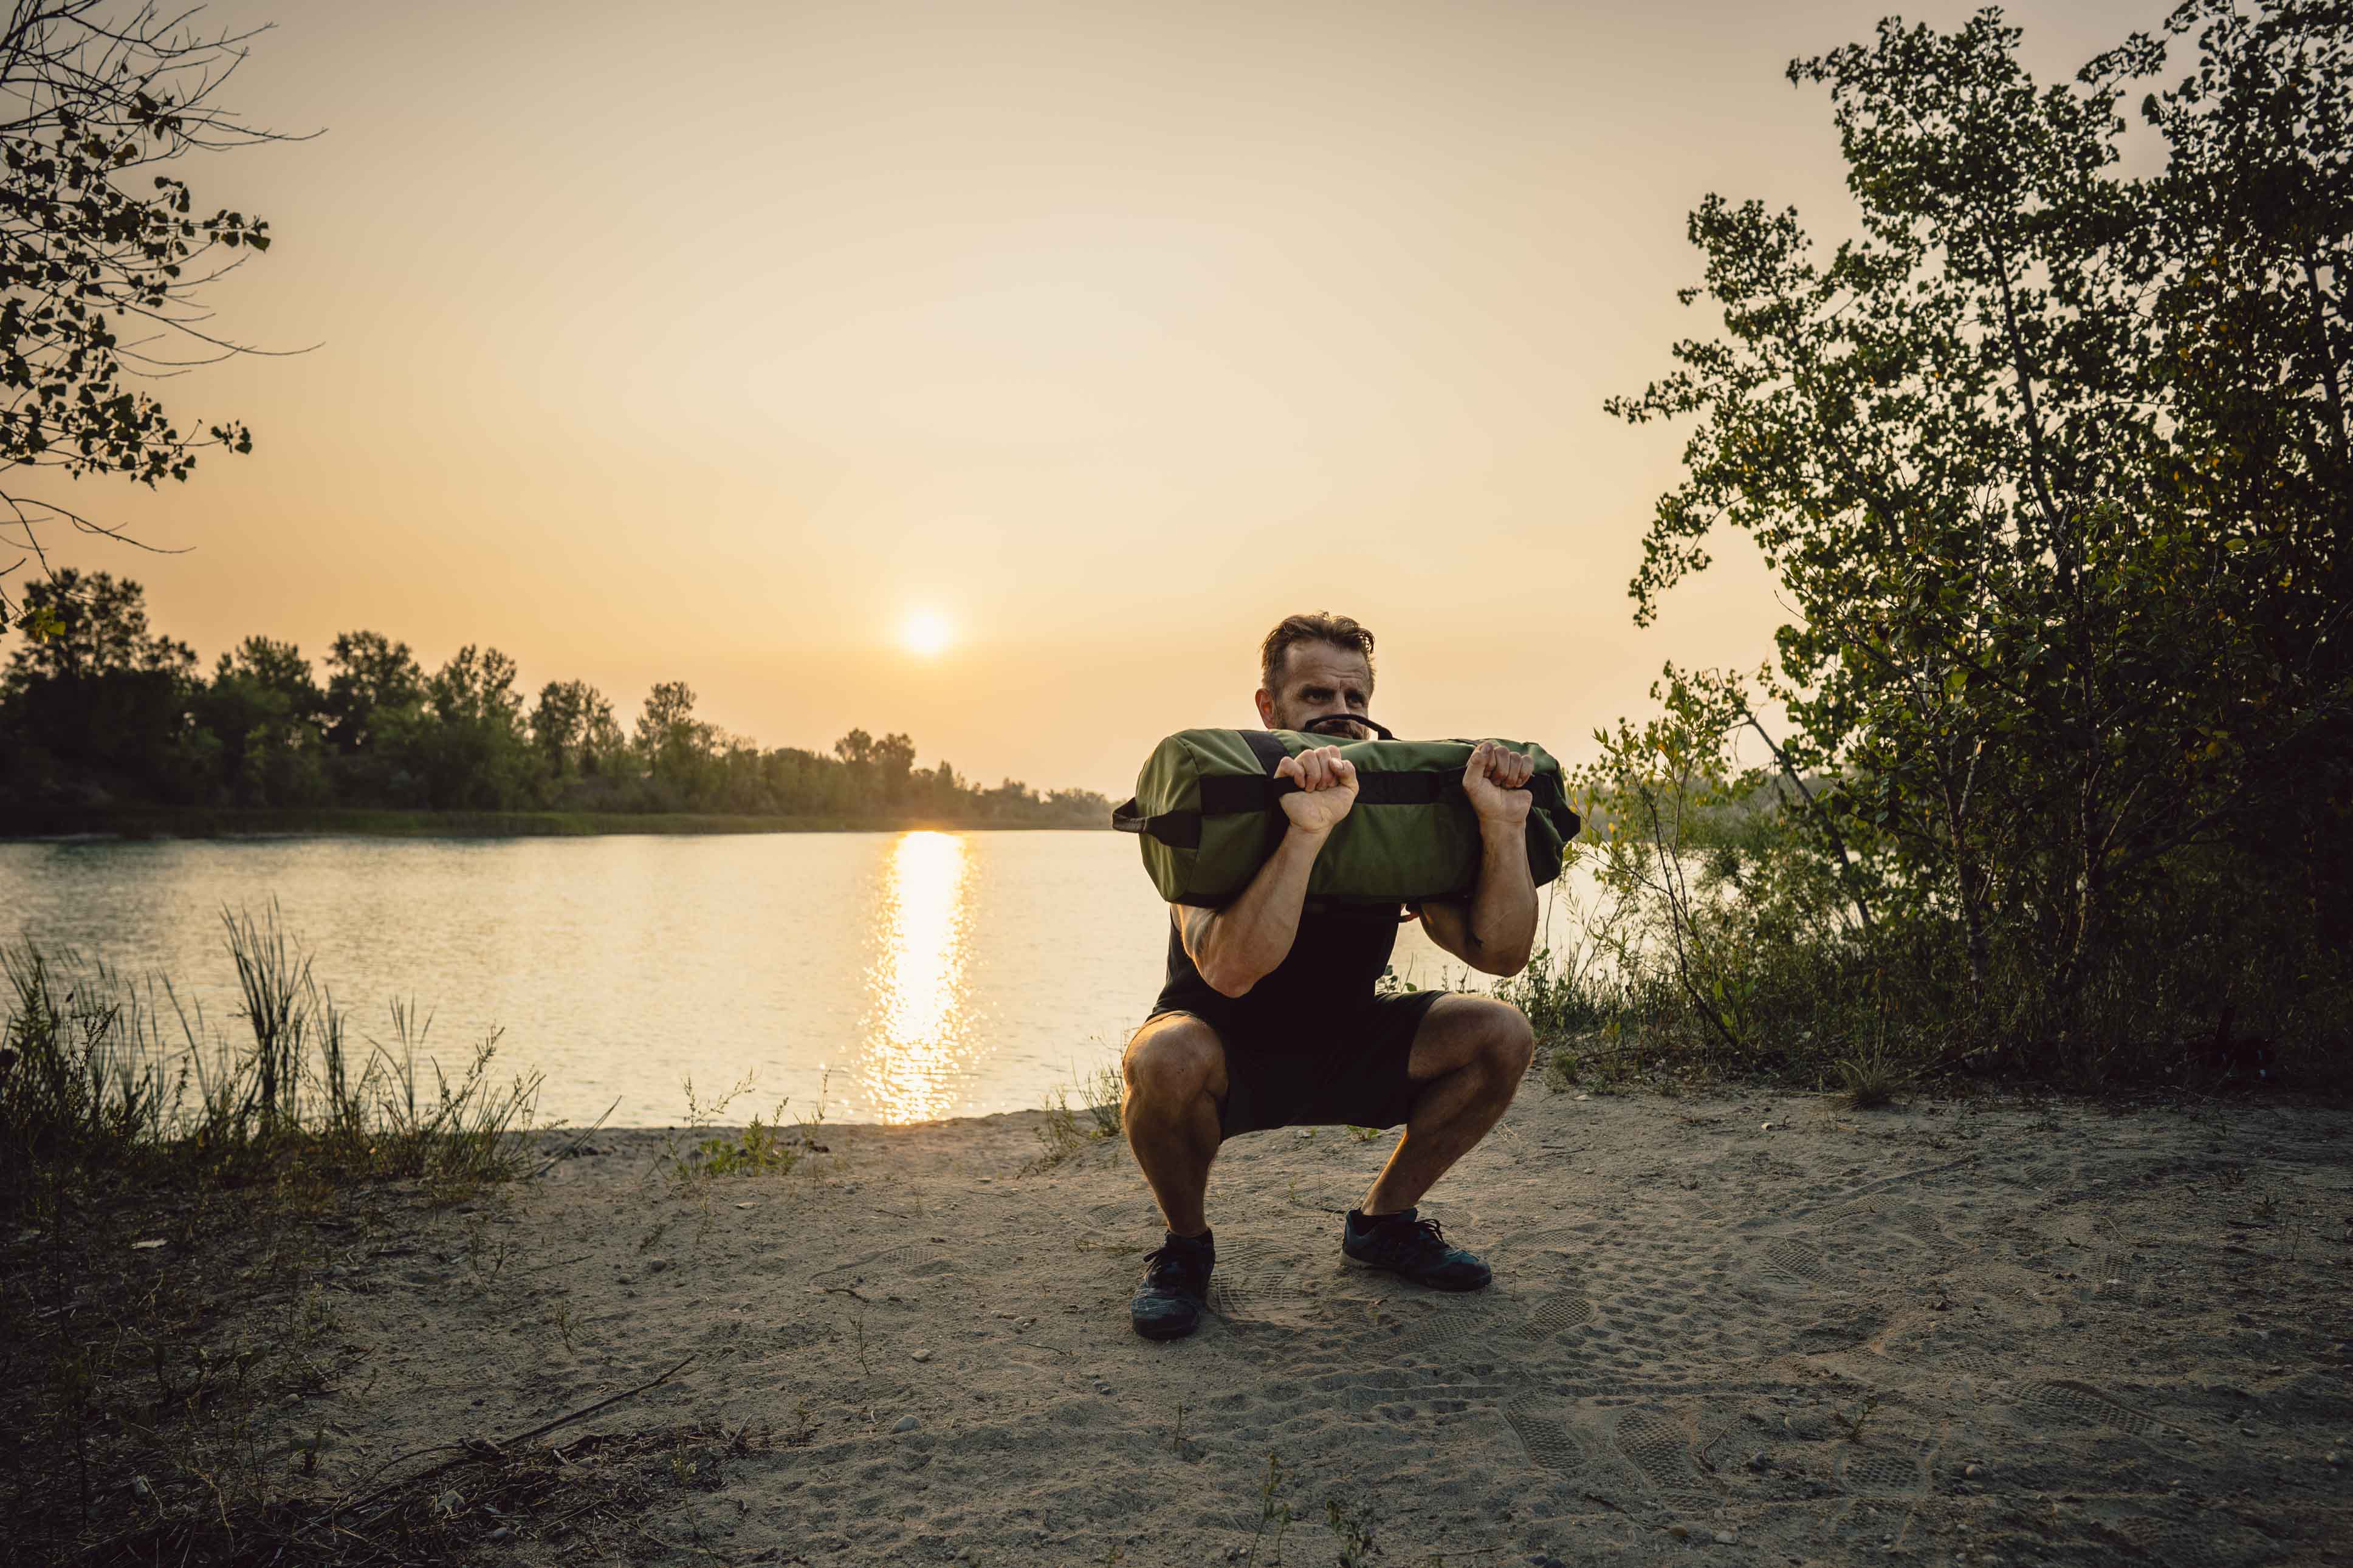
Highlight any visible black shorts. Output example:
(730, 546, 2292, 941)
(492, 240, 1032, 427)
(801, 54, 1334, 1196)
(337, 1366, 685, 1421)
(1144, 990, 1444, 1138)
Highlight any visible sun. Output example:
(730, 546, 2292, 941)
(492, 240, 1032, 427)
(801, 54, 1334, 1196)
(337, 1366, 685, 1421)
(900, 608, 953, 657)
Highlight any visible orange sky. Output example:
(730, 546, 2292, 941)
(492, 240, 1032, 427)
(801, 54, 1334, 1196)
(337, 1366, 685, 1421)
(16, 0, 2172, 796)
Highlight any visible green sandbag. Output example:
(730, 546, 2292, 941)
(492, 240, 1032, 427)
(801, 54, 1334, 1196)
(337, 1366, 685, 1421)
(1111, 725, 1581, 908)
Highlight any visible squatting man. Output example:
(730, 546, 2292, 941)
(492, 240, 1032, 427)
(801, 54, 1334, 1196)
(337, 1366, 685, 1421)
(1122, 612, 1540, 1340)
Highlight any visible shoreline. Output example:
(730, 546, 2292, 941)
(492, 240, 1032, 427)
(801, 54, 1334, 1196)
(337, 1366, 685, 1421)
(0, 806, 1112, 842)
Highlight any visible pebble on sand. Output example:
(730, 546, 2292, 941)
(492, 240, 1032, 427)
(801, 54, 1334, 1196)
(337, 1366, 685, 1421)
(893, 1414, 920, 1433)
(911, 1349, 933, 1362)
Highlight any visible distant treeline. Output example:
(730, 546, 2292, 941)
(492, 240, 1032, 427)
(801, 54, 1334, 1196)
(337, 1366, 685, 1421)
(0, 572, 1110, 827)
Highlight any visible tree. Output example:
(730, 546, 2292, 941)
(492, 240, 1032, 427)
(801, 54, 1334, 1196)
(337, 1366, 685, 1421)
(870, 730, 916, 801)
(320, 629, 425, 801)
(0, 2, 305, 634)
(198, 634, 326, 805)
(0, 566, 199, 801)
(2094, 0, 2353, 945)
(1605, 2, 2349, 1069)
(636, 680, 713, 787)
(409, 644, 530, 809)
(529, 677, 616, 782)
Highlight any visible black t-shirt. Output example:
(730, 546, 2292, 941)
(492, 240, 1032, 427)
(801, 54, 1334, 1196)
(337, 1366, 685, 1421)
(1152, 902, 1409, 1042)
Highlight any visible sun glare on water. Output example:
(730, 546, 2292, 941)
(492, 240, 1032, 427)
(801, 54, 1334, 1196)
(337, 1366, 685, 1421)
(901, 609, 953, 657)
(862, 830, 975, 1122)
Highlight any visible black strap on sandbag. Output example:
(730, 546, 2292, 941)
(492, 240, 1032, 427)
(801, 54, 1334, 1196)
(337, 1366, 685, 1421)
(1195, 751, 1572, 818)
(1111, 796, 1203, 849)
(1240, 728, 1290, 776)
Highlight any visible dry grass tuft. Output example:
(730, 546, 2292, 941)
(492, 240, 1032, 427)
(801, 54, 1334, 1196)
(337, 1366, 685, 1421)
(1832, 1053, 1910, 1111)
(1029, 1060, 1125, 1171)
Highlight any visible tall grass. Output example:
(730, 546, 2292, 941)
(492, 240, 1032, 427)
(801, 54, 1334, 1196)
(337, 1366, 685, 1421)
(1, 902, 544, 1210)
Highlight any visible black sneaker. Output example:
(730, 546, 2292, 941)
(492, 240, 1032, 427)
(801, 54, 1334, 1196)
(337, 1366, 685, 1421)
(1130, 1229, 1214, 1340)
(1341, 1207, 1491, 1291)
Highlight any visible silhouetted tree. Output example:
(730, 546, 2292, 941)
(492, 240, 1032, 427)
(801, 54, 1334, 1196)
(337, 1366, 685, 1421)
(0, 580, 1115, 826)
(410, 645, 529, 809)
(530, 678, 615, 784)
(636, 680, 714, 792)
(321, 631, 424, 754)
(320, 630, 424, 803)
(0, 1, 304, 635)
(871, 731, 916, 801)
(0, 569, 201, 803)
(1601, 0, 2351, 1068)
(198, 635, 326, 806)
(831, 728, 874, 767)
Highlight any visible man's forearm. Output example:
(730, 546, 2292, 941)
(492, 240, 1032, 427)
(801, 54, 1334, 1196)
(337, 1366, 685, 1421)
(1463, 818, 1539, 975)
(1187, 824, 1329, 996)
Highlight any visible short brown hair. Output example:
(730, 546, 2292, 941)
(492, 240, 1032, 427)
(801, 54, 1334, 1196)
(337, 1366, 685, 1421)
(1260, 612, 1376, 694)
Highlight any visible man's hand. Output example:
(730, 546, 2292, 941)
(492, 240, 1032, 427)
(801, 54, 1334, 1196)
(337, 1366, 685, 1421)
(1276, 745, 1358, 836)
(1462, 741, 1534, 826)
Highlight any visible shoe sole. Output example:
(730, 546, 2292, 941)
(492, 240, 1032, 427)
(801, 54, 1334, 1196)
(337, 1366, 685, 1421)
(1341, 1250, 1491, 1292)
(1132, 1315, 1201, 1340)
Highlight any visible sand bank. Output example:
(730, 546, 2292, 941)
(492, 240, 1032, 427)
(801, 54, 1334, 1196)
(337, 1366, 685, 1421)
(241, 1087, 2352, 1565)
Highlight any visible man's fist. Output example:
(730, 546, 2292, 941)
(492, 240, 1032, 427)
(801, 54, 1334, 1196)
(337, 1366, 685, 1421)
(1462, 740, 1534, 826)
(1276, 745, 1358, 835)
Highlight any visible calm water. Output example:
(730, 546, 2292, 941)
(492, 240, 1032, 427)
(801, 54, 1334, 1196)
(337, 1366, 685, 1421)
(0, 830, 1518, 1126)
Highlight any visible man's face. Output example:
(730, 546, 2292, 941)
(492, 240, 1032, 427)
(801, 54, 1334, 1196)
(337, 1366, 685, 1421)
(1256, 642, 1375, 738)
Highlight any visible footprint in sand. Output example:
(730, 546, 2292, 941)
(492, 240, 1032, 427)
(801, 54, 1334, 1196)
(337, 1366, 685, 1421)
(1080, 1199, 1153, 1235)
(1344, 1378, 1513, 1417)
(1843, 1198, 1965, 1267)
(1488, 1224, 1589, 1259)
(1204, 1239, 1320, 1327)
(808, 1244, 956, 1292)
(2078, 1247, 2151, 1304)
(1762, 1235, 1889, 1297)
(2016, 1378, 2171, 1437)
(1386, 1299, 1515, 1358)
(1610, 1406, 1717, 1510)
(1762, 1236, 1840, 1289)
(1383, 1290, 1596, 1361)
(1522, 1293, 1597, 1337)
(1791, 1298, 1891, 1354)
(1500, 1394, 1588, 1474)
(1835, 1440, 1932, 1498)
(2119, 1517, 2282, 1568)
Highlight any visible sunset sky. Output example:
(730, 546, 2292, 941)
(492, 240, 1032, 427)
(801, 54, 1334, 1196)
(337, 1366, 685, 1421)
(23, 0, 2171, 797)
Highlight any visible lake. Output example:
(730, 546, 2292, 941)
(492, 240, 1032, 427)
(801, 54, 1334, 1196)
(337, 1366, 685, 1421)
(0, 830, 1578, 1126)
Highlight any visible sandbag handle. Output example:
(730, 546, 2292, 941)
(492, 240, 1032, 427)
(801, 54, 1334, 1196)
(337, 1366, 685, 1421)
(1294, 713, 1395, 741)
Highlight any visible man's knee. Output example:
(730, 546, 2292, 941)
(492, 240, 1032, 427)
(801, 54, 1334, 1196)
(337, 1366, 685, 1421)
(1479, 1000, 1536, 1080)
(1123, 1016, 1225, 1106)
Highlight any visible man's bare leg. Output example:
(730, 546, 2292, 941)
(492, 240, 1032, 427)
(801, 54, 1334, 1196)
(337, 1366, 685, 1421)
(1120, 1012, 1229, 1236)
(1361, 995, 1534, 1216)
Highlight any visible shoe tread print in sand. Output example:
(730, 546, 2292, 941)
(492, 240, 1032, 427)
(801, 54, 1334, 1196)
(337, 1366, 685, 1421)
(1026, 1123, 2343, 1566)
(1378, 1154, 2234, 1546)
(807, 1242, 959, 1294)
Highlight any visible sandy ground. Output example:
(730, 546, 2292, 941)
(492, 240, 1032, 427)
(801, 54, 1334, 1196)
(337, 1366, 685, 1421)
(277, 1086, 2351, 1566)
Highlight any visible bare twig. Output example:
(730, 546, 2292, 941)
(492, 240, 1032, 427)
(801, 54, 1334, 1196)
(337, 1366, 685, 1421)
(335, 1354, 696, 1521)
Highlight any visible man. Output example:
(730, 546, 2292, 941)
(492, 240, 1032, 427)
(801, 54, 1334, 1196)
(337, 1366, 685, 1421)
(1121, 612, 1540, 1340)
